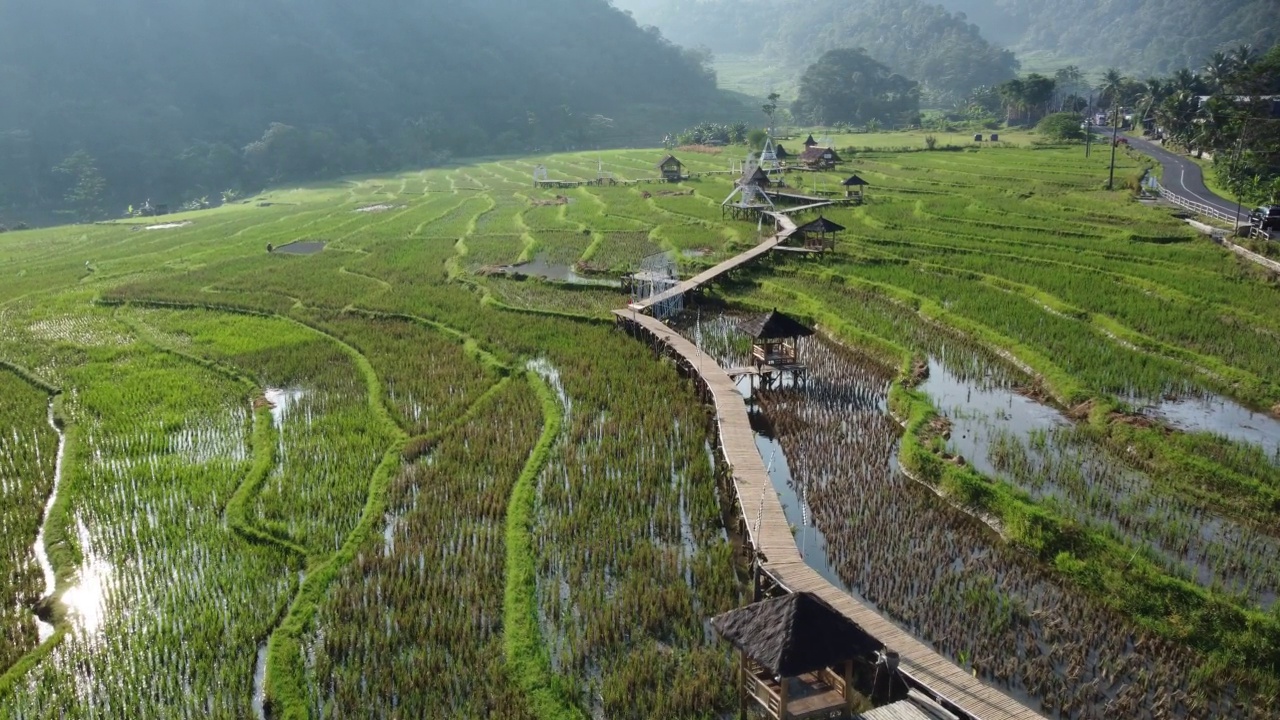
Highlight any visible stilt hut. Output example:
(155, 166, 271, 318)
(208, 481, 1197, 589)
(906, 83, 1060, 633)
(657, 155, 686, 182)
(775, 143, 791, 160)
(803, 134, 818, 149)
(841, 174, 869, 201)
(711, 592, 880, 720)
(722, 165, 776, 220)
(740, 309, 812, 372)
(792, 216, 845, 251)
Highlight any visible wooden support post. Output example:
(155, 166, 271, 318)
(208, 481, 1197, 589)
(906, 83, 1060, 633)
(778, 675, 789, 720)
(845, 660, 855, 715)
(739, 650, 748, 720)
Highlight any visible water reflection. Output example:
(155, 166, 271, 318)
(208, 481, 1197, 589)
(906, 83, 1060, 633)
(1145, 395, 1280, 462)
(61, 518, 112, 637)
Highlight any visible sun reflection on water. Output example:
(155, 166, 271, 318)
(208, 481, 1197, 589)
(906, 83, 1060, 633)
(60, 518, 112, 636)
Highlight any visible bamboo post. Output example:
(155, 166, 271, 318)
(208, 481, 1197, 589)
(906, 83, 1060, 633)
(739, 650, 748, 720)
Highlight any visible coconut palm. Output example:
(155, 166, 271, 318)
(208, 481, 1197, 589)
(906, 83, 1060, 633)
(1136, 78, 1168, 133)
(1231, 44, 1257, 71)
(1098, 68, 1126, 125)
(1203, 51, 1236, 93)
(1170, 68, 1204, 96)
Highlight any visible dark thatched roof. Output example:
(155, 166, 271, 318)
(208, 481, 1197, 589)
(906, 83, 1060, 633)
(657, 154, 683, 168)
(804, 134, 818, 147)
(738, 309, 814, 340)
(711, 592, 880, 677)
(741, 166, 772, 186)
(799, 146, 842, 164)
(796, 216, 846, 234)
(775, 144, 790, 159)
(842, 174, 869, 186)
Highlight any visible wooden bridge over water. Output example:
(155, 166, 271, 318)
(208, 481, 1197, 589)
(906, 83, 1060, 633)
(614, 216, 1045, 720)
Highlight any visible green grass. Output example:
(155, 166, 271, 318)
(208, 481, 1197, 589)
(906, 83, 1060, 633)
(2, 135, 1279, 718)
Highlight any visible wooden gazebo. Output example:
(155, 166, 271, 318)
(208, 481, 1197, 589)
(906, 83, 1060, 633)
(658, 155, 686, 182)
(712, 592, 880, 720)
(792, 216, 845, 251)
(803, 134, 818, 148)
(842, 174, 869, 201)
(740, 309, 813, 376)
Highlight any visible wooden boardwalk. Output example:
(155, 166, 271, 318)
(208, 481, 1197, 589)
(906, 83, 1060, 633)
(628, 214, 798, 313)
(613, 311, 1046, 720)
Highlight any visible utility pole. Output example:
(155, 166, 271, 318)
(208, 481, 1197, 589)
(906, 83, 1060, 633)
(1107, 102, 1121, 190)
(1085, 94, 1093, 158)
(1231, 133, 1246, 233)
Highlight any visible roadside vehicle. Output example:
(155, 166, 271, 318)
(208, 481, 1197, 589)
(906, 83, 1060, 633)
(1249, 205, 1280, 231)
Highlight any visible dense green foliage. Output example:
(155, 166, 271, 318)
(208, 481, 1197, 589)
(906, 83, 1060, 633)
(1036, 112, 1086, 141)
(0, 0, 734, 225)
(1132, 45, 1280, 204)
(936, 0, 1278, 75)
(792, 49, 921, 126)
(614, 0, 1018, 104)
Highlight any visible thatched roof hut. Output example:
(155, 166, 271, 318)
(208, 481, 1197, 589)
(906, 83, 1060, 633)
(739, 310, 814, 342)
(712, 592, 883, 719)
(792, 216, 846, 251)
(741, 165, 773, 187)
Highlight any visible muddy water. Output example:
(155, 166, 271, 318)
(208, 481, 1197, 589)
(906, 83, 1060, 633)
(273, 241, 326, 255)
(918, 355, 1067, 478)
(498, 256, 621, 287)
(32, 399, 67, 642)
(1145, 394, 1280, 462)
(675, 309, 1269, 719)
(252, 642, 268, 720)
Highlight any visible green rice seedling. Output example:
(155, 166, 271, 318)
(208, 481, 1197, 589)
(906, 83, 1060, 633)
(303, 377, 542, 718)
(2, 338, 299, 717)
(0, 369, 59, 673)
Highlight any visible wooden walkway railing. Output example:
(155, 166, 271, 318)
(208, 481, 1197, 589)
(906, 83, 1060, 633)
(628, 214, 798, 313)
(614, 311, 1046, 720)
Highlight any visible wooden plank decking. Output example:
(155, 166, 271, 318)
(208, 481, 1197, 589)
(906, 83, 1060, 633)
(628, 214, 798, 313)
(612, 310, 1045, 720)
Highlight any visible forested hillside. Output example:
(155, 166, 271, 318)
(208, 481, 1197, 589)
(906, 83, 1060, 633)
(0, 0, 731, 224)
(613, 0, 1017, 104)
(934, 0, 1277, 75)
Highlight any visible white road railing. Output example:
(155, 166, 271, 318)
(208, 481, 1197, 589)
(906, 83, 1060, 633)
(1147, 177, 1242, 226)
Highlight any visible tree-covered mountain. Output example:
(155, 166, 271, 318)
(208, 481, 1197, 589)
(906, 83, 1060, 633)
(0, 0, 734, 223)
(612, 0, 1018, 104)
(935, 0, 1278, 76)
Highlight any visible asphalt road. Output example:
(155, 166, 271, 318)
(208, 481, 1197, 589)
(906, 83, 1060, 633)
(1123, 134, 1249, 222)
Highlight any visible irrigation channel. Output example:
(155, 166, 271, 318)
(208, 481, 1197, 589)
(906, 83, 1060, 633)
(31, 399, 67, 642)
(611, 221, 1280, 719)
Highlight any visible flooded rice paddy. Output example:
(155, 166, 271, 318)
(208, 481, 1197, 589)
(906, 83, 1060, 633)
(272, 241, 327, 255)
(674, 309, 1275, 719)
(496, 255, 622, 287)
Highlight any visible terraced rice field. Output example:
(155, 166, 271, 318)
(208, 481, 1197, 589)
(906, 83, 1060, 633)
(0, 138, 1277, 719)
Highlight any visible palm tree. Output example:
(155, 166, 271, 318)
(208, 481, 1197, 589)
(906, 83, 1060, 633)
(1204, 51, 1235, 93)
(1155, 91, 1200, 149)
(1054, 65, 1084, 111)
(1194, 96, 1237, 157)
(1137, 78, 1168, 134)
(1099, 68, 1126, 125)
(1231, 44, 1256, 71)
(1170, 68, 1204, 96)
